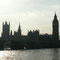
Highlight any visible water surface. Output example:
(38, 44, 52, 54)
(0, 49, 60, 60)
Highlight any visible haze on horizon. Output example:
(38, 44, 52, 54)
(0, 0, 60, 36)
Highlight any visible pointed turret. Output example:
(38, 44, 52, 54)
(54, 13, 57, 20)
(18, 23, 20, 30)
(17, 23, 21, 36)
(11, 30, 12, 36)
(5, 21, 7, 25)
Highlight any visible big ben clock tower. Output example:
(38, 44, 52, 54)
(52, 13, 59, 40)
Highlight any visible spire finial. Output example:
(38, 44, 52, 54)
(19, 23, 20, 29)
(18, 23, 21, 32)
(54, 13, 57, 19)
(5, 21, 7, 24)
(55, 12, 57, 17)
(11, 30, 12, 36)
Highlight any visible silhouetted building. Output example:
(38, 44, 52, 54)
(2, 21, 10, 38)
(52, 13, 59, 40)
(14, 24, 21, 39)
(17, 24, 21, 37)
(0, 13, 60, 50)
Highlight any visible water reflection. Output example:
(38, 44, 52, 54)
(0, 49, 59, 60)
(52, 49, 59, 60)
(0, 50, 53, 60)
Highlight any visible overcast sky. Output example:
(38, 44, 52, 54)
(0, 0, 60, 36)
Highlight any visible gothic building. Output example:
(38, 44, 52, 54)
(52, 13, 59, 40)
(14, 24, 21, 39)
(1, 14, 59, 41)
(0, 13, 59, 50)
(2, 21, 10, 38)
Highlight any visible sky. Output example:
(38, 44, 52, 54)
(0, 0, 60, 36)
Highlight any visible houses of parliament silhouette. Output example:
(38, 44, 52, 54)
(0, 13, 60, 50)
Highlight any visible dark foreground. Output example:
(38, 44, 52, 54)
(0, 39, 60, 50)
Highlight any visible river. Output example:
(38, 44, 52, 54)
(0, 48, 60, 60)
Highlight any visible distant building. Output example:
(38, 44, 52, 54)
(52, 13, 59, 40)
(28, 30, 39, 41)
(0, 13, 60, 50)
(2, 21, 10, 38)
(28, 30, 39, 37)
(14, 24, 21, 39)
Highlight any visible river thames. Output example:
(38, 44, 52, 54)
(0, 49, 60, 60)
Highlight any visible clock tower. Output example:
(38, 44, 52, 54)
(52, 13, 59, 40)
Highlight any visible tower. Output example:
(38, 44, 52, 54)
(17, 23, 21, 36)
(52, 13, 59, 40)
(2, 21, 10, 38)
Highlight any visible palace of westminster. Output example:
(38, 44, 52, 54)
(0, 13, 59, 50)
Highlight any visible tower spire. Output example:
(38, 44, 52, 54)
(17, 23, 21, 37)
(11, 30, 12, 36)
(18, 23, 21, 30)
(54, 13, 57, 20)
(19, 23, 20, 29)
